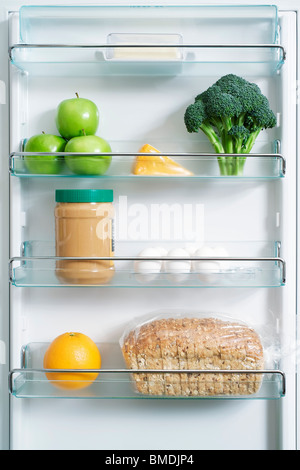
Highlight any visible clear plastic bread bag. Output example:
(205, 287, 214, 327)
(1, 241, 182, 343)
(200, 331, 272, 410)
(120, 310, 278, 397)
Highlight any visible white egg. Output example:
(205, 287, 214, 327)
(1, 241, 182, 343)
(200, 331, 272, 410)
(165, 248, 191, 273)
(134, 247, 162, 274)
(193, 246, 219, 273)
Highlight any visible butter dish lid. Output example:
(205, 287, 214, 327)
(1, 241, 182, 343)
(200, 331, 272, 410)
(56, 189, 113, 203)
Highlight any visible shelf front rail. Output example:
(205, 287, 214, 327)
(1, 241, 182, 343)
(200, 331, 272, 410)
(8, 255, 287, 285)
(9, 152, 287, 177)
(8, 43, 287, 61)
(8, 368, 286, 397)
(8, 256, 287, 285)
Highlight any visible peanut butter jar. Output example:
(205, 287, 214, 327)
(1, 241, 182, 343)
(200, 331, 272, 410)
(55, 189, 114, 285)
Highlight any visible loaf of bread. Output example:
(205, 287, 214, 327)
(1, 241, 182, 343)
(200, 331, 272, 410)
(121, 316, 264, 397)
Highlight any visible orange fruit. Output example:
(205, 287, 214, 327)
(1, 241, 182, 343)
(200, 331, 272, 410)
(43, 332, 101, 390)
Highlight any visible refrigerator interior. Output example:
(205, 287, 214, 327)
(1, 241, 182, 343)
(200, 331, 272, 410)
(4, 4, 298, 449)
(0, 2, 9, 451)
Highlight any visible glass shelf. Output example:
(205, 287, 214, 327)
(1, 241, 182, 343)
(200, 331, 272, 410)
(10, 152, 285, 179)
(9, 44, 285, 77)
(9, 342, 285, 400)
(9, 241, 286, 288)
(19, 5, 278, 46)
(11, 6, 283, 76)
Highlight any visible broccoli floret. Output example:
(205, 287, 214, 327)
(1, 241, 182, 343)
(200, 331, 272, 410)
(228, 125, 250, 150)
(184, 74, 277, 175)
(184, 100, 224, 154)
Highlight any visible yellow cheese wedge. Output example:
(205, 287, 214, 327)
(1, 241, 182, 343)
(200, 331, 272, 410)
(132, 144, 193, 176)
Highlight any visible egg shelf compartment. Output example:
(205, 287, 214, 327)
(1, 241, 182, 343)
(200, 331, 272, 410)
(9, 241, 286, 288)
(8, 342, 285, 400)
(9, 44, 285, 78)
(9, 152, 286, 179)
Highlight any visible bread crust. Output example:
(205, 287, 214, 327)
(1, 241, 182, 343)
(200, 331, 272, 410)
(122, 317, 264, 396)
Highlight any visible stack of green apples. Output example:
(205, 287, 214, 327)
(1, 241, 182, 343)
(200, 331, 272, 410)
(24, 94, 112, 175)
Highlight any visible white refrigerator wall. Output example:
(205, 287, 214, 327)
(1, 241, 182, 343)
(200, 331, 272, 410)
(0, 2, 9, 451)
(0, 0, 298, 450)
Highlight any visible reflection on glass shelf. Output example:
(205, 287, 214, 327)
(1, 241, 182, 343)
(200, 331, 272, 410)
(10, 152, 285, 179)
(9, 45, 285, 77)
(9, 241, 286, 288)
(9, 342, 285, 399)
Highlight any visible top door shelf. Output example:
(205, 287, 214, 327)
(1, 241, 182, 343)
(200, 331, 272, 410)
(19, 5, 279, 46)
(10, 5, 284, 77)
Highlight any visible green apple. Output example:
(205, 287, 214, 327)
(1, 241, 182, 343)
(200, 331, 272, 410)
(24, 133, 66, 174)
(64, 135, 112, 175)
(55, 93, 99, 140)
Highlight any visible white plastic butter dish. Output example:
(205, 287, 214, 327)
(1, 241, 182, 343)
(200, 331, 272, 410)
(106, 33, 183, 61)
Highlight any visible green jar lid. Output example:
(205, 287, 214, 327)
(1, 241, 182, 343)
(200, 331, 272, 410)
(56, 189, 113, 203)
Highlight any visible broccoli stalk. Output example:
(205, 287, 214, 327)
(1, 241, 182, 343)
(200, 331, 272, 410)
(184, 74, 277, 176)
